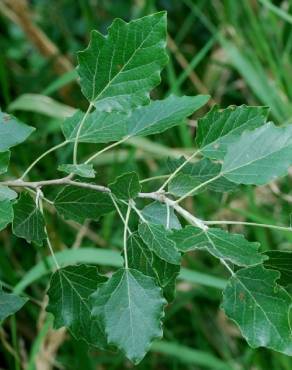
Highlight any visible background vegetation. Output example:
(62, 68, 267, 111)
(0, 0, 292, 369)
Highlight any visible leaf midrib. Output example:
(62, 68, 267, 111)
(91, 16, 163, 104)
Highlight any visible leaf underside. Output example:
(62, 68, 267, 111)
(0, 111, 35, 151)
(196, 105, 268, 160)
(141, 201, 181, 230)
(0, 186, 17, 201)
(58, 163, 96, 178)
(222, 123, 292, 185)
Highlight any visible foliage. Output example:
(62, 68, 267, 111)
(1, 6, 292, 369)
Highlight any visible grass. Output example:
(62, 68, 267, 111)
(0, 0, 292, 369)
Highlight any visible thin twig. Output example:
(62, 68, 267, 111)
(3, 178, 291, 233)
(0, 177, 206, 230)
(204, 220, 292, 232)
(20, 141, 69, 180)
(158, 149, 200, 192)
(73, 103, 93, 165)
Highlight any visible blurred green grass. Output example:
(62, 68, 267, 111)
(0, 0, 292, 369)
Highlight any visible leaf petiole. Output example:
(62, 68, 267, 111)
(158, 149, 200, 192)
(72, 102, 94, 164)
(204, 220, 292, 232)
(174, 173, 222, 204)
(123, 203, 132, 269)
(20, 140, 69, 180)
(38, 197, 60, 270)
(84, 136, 130, 164)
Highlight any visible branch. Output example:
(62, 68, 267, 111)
(0, 178, 207, 230)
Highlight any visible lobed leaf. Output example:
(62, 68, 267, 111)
(54, 186, 114, 223)
(170, 226, 265, 267)
(0, 111, 35, 151)
(77, 12, 168, 112)
(47, 265, 108, 348)
(109, 171, 141, 200)
(222, 265, 292, 356)
(90, 268, 166, 364)
(12, 193, 46, 245)
(196, 105, 268, 159)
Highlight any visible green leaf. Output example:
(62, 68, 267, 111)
(109, 172, 141, 200)
(47, 264, 108, 348)
(0, 200, 13, 231)
(0, 186, 17, 201)
(141, 201, 181, 230)
(62, 109, 126, 143)
(264, 250, 292, 287)
(54, 186, 114, 223)
(90, 268, 166, 364)
(0, 288, 28, 321)
(0, 111, 35, 151)
(77, 12, 168, 112)
(196, 105, 268, 159)
(62, 95, 209, 143)
(222, 123, 292, 185)
(167, 158, 237, 196)
(138, 222, 181, 265)
(12, 193, 46, 245)
(128, 233, 180, 302)
(58, 163, 96, 178)
(222, 265, 292, 355)
(0, 151, 10, 174)
(170, 226, 265, 267)
(127, 95, 209, 137)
